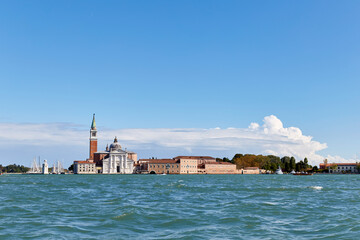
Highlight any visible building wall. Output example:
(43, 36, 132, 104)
(102, 153, 134, 174)
(320, 163, 359, 173)
(174, 156, 216, 165)
(148, 163, 180, 174)
(89, 140, 97, 160)
(241, 168, 260, 174)
(332, 165, 358, 173)
(179, 159, 198, 174)
(94, 153, 108, 165)
(74, 162, 96, 174)
(204, 163, 237, 174)
(128, 153, 138, 163)
(197, 158, 216, 165)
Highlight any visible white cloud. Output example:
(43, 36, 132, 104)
(249, 122, 259, 130)
(324, 155, 358, 164)
(0, 115, 354, 166)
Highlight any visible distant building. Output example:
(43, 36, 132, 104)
(94, 137, 135, 174)
(73, 114, 137, 174)
(241, 167, 261, 174)
(144, 159, 180, 174)
(199, 162, 237, 174)
(319, 163, 359, 173)
(138, 158, 196, 174)
(74, 161, 96, 174)
(173, 156, 216, 165)
(138, 156, 237, 174)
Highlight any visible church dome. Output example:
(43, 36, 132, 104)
(109, 137, 121, 151)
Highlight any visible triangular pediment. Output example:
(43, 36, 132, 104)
(111, 149, 127, 154)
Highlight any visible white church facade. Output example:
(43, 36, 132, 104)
(74, 114, 137, 174)
(96, 137, 135, 174)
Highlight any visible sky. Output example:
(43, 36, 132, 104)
(0, 0, 359, 168)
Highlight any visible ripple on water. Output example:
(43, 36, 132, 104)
(1, 174, 360, 239)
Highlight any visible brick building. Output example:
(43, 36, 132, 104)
(74, 114, 137, 174)
(319, 163, 359, 173)
(73, 161, 96, 174)
(138, 156, 237, 174)
(198, 162, 237, 174)
(144, 159, 180, 174)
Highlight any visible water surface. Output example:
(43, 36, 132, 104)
(0, 174, 359, 239)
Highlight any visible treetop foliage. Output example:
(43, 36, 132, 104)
(0, 164, 30, 173)
(229, 154, 312, 172)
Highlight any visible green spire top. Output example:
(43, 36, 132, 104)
(91, 113, 96, 130)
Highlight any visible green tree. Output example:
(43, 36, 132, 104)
(223, 157, 231, 163)
(304, 158, 309, 168)
(216, 157, 231, 163)
(330, 164, 338, 173)
(3, 164, 29, 173)
(290, 157, 296, 171)
(281, 156, 291, 172)
(296, 160, 307, 172)
(285, 162, 290, 172)
(68, 164, 74, 171)
(356, 163, 360, 173)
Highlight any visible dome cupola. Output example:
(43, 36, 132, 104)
(109, 136, 122, 151)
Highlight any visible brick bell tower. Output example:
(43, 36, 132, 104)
(89, 113, 97, 161)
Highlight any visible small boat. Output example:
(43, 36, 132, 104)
(290, 170, 296, 174)
(161, 173, 167, 175)
(275, 166, 283, 174)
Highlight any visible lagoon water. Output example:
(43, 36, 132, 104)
(1, 174, 359, 239)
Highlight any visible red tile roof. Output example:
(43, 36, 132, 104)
(139, 159, 178, 164)
(174, 156, 215, 160)
(74, 161, 95, 164)
(320, 163, 358, 167)
(206, 162, 234, 165)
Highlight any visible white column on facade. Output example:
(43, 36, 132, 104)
(125, 156, 128, 173)
(120, 155, 123, 173)
(123, 155, 126, 173)
(113, 155, 116, 173)
(110, 156, 112, 173)
(117, 155, 120, 173)
(109, 156, 112, 173)
(113, 156, 115, 173)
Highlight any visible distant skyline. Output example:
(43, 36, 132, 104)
(1, 1, 359, 167)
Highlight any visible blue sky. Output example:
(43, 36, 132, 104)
(0, 1, 359, 167)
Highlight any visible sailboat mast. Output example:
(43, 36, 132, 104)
(38, 156, 41, 172)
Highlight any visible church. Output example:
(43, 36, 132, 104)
(73, 114, 137, 174)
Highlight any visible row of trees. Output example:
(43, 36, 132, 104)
(217, 154, 313, 172)
(0, 164, 30, 173)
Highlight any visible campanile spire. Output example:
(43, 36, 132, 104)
(91, 113, 96, 130)
(89, 113, 98, 161)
